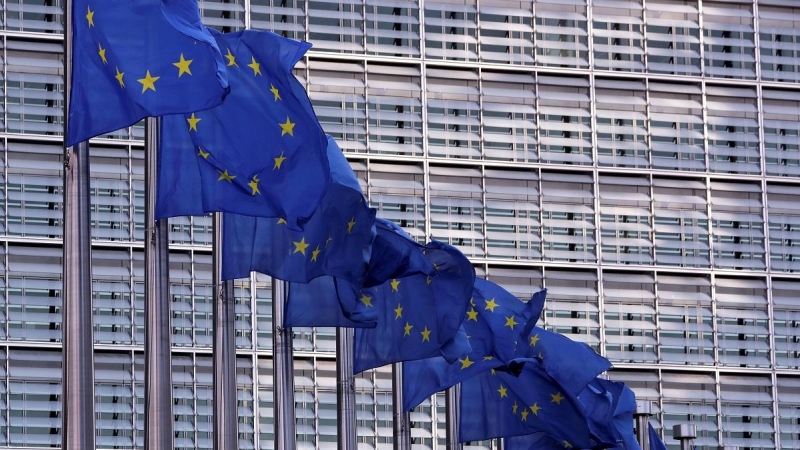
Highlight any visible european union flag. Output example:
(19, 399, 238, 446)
(649, 423, 668, 450)
(68, 0, 229, 146)
(402, 279, 546, 411)
(221, 136, 375, 283)
(504, 432, 569, 450)
(285, 218, 434, 328)
(579, 379, 640, 450)
(353, 241, 475, 373)
(525, 327, 612, 396)
(459, 359, 596, 447)
(157, 29, 329, 229)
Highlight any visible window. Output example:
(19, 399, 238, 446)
(644, 0, 700, 75)
(425, 68, 481, 159)
(592, 0, 645, 72)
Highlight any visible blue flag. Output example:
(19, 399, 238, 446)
(525, 327, 612, 396)
(285, 218, 434, 328)
(649, 423, 668, 450)
(579, 379, 640, 450)
(504, 432, 568, 450)
(507, 432, 593, 450)
(221, 136, 375, 283)
(402, 279, 546, 411)
(459, 360, 596, 446)
(68, 0, 229, 146)
(353, 241, 475, 373)
(157, 29, 329, 229)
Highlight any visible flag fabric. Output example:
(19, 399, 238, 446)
(221, 136, 375, 283)
(504, 432, 568, 450)
(579, 379, 640, 450)
(157, 29, 329, 229)
(459, 359, 597, 447)
(402, 279, 546, 411)
(611, 382, 640, 450)
(525, 327, 612, 396)
(285, 218, 434, 328)
(649, 423, 668, 450)
(68, 0, 229, 146)
(353, 241, 475, 373)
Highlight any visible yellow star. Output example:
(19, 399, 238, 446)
(279, 117, 295, 136)
(98, 43, 108, 64)
(273, 151, 286, 170)
(459, 355, 474, 370)
(505, 315, 518, 330)
(360, 293, 373, 307)
(277, 218, 288, 225)
(197, 148, 210, 159)
(173, 53, 193, 77)
(403, 322, 413, 336)
(347, 217, 356, 234)
(137, 70, 159, 93)
(530, 403, 541, 415)
(470, 297, 476, 307)
(86, 6, 94, 27)
(563, 441, 573, 449)
(538, 351, 543, 360)
(325, 235, 333, 248)
(390, 279, 400, 292)
(270, 83, 281, 101)
(224, 48, 238, 67)
(551, 392, 564, 405)
(426, 276, 432, 285)
(248, 174, 260, 195)
(530, 334, 540, 346)
(512, 402, 519, 415)
(218, 170, 235, 182)
(187, 113, 201, 131)
(311, 246, 321, 262)
(497, 385, 508, 398)
(466, 308, 478, 321)
(520, 410, 529, 421)
(114, 67, 125, 87)
(394, 304, 403, 319)
(247, 56, 262, 76)
(420, 326, 431, 342)
(482, 356, 494, 361)
(484, 298, 499, 312)
(293, 237, 310, 255)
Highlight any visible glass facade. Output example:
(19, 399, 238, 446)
(0, 0, 799, 449)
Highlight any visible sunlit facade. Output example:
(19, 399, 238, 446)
(1, 0, 800, 449)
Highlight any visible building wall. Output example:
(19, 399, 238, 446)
(1, 0, 799, 449)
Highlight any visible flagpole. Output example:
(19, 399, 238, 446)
(392, 363, 411, 450)
(213, 213, 238, 450)
(445, 384, 462, 450)
(635, 400, 654, 450)
(337, 327, 356, 450)
(61, 0, 95, 447)
(273, 279, 296, 449)
(143, 117, 173, 450)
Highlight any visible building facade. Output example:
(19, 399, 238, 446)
(1, 0, 800, 449)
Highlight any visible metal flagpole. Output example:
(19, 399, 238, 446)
(213, 213, 238, 450)
(272, 279, 296, 449)
(634, 400, 655, 450)
(445, 384, 462, 450)
(392, 363, 411, 450)
(62, 0, 95, 448)
(144, 117, 173, 450)
(337, 327, 356, 450)
(673, 424, 697, 450)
